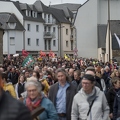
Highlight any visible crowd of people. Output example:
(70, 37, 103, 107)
(0, 55, 120, 120)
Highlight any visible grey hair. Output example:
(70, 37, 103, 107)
(25, 80, 42, 93)
(55, 68, 71, 82)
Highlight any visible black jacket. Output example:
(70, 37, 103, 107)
(0, 90, 32, 120)
(106, 88, 117, 113)
(113, 90, 120, 120)
(48, 82, 76, 120)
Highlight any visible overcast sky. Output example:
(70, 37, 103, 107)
(12, 0, 87, 5)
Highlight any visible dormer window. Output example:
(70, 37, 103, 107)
(8, 23, 16, 29)
(29, 11, 31, 17)
(32, 11, 37, 18)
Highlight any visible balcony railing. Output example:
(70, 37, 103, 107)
(44, 32, 55, 38)
(44, 18, 56, 25)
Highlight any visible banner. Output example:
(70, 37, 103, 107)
(22, 55, 35, 67)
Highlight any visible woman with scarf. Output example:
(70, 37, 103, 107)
(24, 79, 58, 120)
(71, 74, 109, 120)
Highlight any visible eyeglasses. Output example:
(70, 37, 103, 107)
(27, 89, 37, 93)
(82, 82, 92, 85)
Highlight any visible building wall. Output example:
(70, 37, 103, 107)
(75, 0, 120, 59)
(75, 0, 98, 58)
(61, 23, 73, 56)
(98, 0, 120, 24)
(3, 30, 23, 54)
(0, 29, 3, 63)
(51, 25, 58, 52)
(24, 20, 44, 51)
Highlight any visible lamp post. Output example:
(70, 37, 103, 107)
(108, 0, 111, 62)
(58, 25, 64, 57)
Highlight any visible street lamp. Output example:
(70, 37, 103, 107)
(108, 0, 111, 62)
(58, 25, 64, 57)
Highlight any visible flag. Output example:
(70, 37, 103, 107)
(64, 54, 70, 61)
(40, 50, 46, 57)
(22, 49, 29, 57)
(114, 33, 120, 48)
(22, 55, 35, 67)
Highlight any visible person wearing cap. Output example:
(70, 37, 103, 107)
(71, 74, 109, 120)
(77, 66, 104, 92)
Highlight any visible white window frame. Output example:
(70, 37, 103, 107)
(27, 38, 31, 46)
(66, 41, 68, 47)
(36, 39, 39, 46)
(53, 40, 56, 46)
(27, 24, 30, 31)
(10, 37, 15, 45)
(36, 25, 39, 32)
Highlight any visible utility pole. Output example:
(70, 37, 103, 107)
(108, 0, 111, 62)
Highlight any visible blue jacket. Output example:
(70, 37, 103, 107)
(39, 97, 59, 120)
(24, 96, 58, 120)
(113, 90, 120, 120)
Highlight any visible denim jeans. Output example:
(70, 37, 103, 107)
(59, 116, 66, 120)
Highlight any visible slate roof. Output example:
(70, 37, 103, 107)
(0, 13, 25, 30)
(51, 3, 81, 11)
(13, 1, 44, 23)
(109, 20, 120, 50)
(51, 4, 74, 18)
(20, 3, 31, 10)
(98, 24, 107, 48)
(0, 0, 71, 24)
(34, 0, 70, 24)
(48, 7, 71, 24)
(34, 0, 48, 13)
(110, 20, 120, 35)
(28, 4, 38, 12)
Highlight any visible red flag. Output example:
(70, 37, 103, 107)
(49, 50, 55, 58)
(22, 49, 29, 56)
(49, 50, 52, 57)
(40, 50, 46, 57)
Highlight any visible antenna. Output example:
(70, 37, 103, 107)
(49, 1, 51, 7)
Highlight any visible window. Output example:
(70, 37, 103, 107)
(36, 39, 39, 46)
(27, 24, 30, 31)
(53, 40, 56, 46)
(10, 37, 15, 45)
(66, 41, 68, 47)
(48, 40, 51, 50)
(28, 11, 31, 17)
(27, 38, 31, 46)
(66, 29, 68, 35)
(36, 25, 39, 32)
(33, 11, 37, 18)
(44, 26, 46, 32)
(48, 14, 50, 23)
(71, 41, 73, 50)
(48, 27, 51, 32)
(45, 40, 47, 50)
(53, 27, 55, 32)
